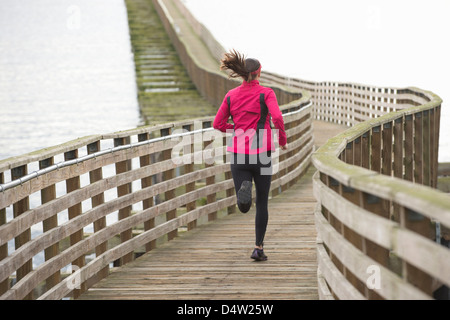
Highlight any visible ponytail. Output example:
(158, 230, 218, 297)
(220, 49, 261, 83)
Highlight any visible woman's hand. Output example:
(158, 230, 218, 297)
(280, 143, 288, 151)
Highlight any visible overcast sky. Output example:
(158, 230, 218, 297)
(184, 0, 450, 160)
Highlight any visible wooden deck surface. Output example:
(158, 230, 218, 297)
(78, 121, 347, 300)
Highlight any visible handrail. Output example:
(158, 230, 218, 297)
(0, 0, 313, 300)
(0, 128, 212, 193)
(264, 70, 449, 299)
(0, 38, 311, 297)
(157, 0, 450, 299)
(0, 104, 310, 193)
(311, 88, 450, 299)
(0, 95, 312, 300)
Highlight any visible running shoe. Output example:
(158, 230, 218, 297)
(237, 180, 252, 213)
(251, 248, 268, 261)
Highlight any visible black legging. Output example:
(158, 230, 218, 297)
(230, 152, 272, 247)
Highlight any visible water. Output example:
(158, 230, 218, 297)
(184, 0, 450, 162)
(0, 0, 142, 271)
(0, 0, 141, 161)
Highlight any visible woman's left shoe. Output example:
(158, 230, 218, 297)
(251, 248, 268, 261)
(237, 180, 252, 213)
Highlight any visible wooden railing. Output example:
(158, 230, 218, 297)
(167, 0, 450, 299)
(0, 0, 311, 299)
(313, 94, 449, 299)
(0, 95, 311, 300)
(263, 71, 450, 299)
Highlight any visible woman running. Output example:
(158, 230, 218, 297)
(213, 50, 288, 261)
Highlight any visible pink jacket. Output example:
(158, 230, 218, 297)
(213, 80, 287, 154)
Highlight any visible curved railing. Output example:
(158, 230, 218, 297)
(167, 0, 450, 299)
(312, 90, 449, 300)
(263, 71, 449, 299)
(0, 0, 311, 300)
(0, 97, 311, 300)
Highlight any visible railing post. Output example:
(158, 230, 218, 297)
(87, 141, 109, 278)
(222, 131, 236, 215)
(287, 112, 304, 188)
(64, 149, 87, 298)
(414, 112, 423, 184)
(0, 172, 8, 296)
(11, 165, 33, 299)
(114, 137, 134, 265)
(345, 141, 353, 165)
(422, 110, 431, 186)
(353, 137, 362, 167)
(361, 132, 370, 169)
(371, 126, 381, 173)
(343, 187, 367, 296)
(161, 128, 177, 241)
(430, 105, 441, 189)
(393, 117, 404, 179)
(39, 157, 61, 290)
(404, 115, 414, 181)
(362, 191, 389, 299)
(432, 105, 441, 188)
(393, 117, 404, 223)
(430, 109, 437, 188)
(341, 143, 370, 297)
(322, 175, 345, 293)
(381, 122, 392, 177)
(327, 176, 342, 234)
(399, 206, 433, 295)
(203, 121, 217, 221)
(183, 124, 198, 230)
(281, 117, 294, 192)
(381, 122, 393, 216)
(138, 133, 156, 252)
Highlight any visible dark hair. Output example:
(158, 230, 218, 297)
(220, 49, 261, 83)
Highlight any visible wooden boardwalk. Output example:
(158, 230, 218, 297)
(125, 0, 217, 124)
(79, 121, 346, 300)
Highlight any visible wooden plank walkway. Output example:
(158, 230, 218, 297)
(79, 121, 347, 300)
